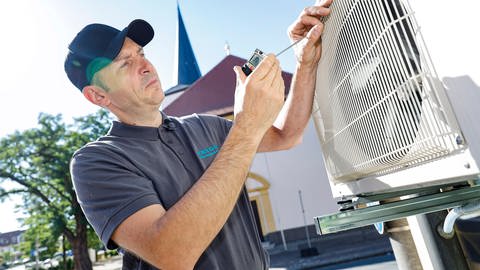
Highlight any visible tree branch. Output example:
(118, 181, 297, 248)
(14, 166, 72, 204)
(0, 188, 28, 199)
(63, 174, 76, 204)
(63, 227, 75, 243)
(0, 172, 64, 215)
(36, 177, 72, 203)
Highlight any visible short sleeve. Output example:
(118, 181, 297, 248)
(70, 146, 161, 249)
(195, 114, 233, 138)
(220, 117, 233, 134)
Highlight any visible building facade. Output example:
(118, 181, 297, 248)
(0, 230, 24, 262)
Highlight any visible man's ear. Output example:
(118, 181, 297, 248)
(82, 85, 111, 107)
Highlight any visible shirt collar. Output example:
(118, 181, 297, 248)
(107, 111, 173, 140)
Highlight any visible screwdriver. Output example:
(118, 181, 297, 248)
(276, 36, 307, 57)
(242, 36, 308, 75)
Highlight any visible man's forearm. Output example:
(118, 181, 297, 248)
(257, 64, 318, 153)
(149, 125, 263, 268)
(275, 64, 317, 138)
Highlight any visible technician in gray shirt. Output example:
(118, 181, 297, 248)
(64, 2, 332, 269)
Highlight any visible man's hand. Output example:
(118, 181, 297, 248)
(252, 1, 333, 153)
(233, 54, 285, 138)
(288, 0, 333, 69)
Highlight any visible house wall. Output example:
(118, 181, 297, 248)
(247, 119, 338, 233)
(161, 91, 185, 110)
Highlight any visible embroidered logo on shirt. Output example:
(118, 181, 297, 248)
(197, 145, 219, 159)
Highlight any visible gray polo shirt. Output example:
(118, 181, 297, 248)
(70, 112, 268, 269)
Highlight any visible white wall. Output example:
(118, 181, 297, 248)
(249, 119, 338, 230)
(409, 0, 479, 86)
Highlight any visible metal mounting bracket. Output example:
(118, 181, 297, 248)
(314, 184, 480, 235)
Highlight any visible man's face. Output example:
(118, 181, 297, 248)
(96, 37, 164, 110)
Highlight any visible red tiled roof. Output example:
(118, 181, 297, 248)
(163, 55, 293, 117)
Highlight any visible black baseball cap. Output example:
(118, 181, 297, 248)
(64, 19, 154, 91)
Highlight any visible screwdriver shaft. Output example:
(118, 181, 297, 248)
(275, 36, 307, 57)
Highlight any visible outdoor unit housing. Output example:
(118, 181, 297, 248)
(311, 0, 480, 233)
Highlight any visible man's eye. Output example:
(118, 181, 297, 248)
(120, 61, 129, 68)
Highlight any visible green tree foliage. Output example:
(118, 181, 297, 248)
(0, 251, 12, 263)
(0, 110, 112, 270)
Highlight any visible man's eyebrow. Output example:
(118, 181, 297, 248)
(114, 46, 143, 62)
(114, 53, 130, 63)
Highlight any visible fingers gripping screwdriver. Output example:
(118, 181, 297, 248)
(241, 36, 307, 76)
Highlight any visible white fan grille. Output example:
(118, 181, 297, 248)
(313, 0, 464, 181)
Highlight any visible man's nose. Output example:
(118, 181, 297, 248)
(137, 57, 151, 75)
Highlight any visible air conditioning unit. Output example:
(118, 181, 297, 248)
(312, 0, 480, 234)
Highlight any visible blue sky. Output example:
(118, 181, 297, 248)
(0, 0, 315, 232)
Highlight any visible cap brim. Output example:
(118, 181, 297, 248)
(125, 19, 154, 47)
(104, 19, 154, 60)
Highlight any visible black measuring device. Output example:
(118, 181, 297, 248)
(241, 36, 307, 76)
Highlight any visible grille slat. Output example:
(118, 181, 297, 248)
(313, 0, 464, 181)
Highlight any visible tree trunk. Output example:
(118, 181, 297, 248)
(72, 237, 92, 270)
(67, 185, 93, 270)
(71, 218, 92, 270)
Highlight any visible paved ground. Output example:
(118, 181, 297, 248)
(93, 256, 122, 270)
(270, 259, 398, 270)
(89, 231, 398, 270)
(266, 229, 395, 270)
(309, 254, 398, 270)
(89, 230, 398, 270)
(337, 261, 397, 270)
(6, 254, 397, 270)
(91, 254, 397, 270)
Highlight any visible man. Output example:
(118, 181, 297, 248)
(65, 1, 332, 269)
